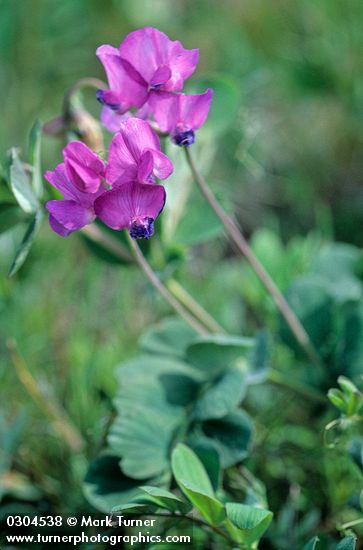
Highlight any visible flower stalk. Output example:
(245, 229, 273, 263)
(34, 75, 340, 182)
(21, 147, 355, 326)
(184, 147, 323, 370)
(126, 234, 208, 336)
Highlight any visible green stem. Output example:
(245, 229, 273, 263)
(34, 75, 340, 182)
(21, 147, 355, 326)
(184, 147, 324, 371)
(140, 511, 246, 548)
(127, 234, 208, 336)
(81, 224, 225, 335)
(166, 278, 225, 334)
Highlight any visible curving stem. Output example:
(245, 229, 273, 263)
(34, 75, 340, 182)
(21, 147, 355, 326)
(126, 233, 209, 336)
(184, 147, 324, 370)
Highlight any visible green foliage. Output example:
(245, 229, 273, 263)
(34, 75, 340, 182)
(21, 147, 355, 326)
(3, 132, 44, 276)
(280, 243, 363, 385)
(171, 443, 226, 525)
(328, 377, 363, 417)
(225, 502, 273, 545)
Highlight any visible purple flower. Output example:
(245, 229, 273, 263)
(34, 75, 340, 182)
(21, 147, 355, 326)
(106, 117, 173, 187)
(149, 89, 213, 146)
(94, 117, 170, 239)
(63, 141, 105, 193)
(96, 27, 199, 128)
(45, 119, 173, 240)
(94, 181, 166, 239)
(45, 162, 104, 237)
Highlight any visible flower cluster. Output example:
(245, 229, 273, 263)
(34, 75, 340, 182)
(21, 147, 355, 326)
(45, 118, 170, 238)
(45, 27, 213, 239)
(96, 27, 213, 145)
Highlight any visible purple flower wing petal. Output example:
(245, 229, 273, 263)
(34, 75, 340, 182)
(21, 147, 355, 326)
(63, 141, 105, 193)
(150, 65, 172, 87)
(44, 164, 80, 201)
(96, 45, 148, 111)
(137, 150, 155, 184)
(94, 181, 166, 230)
(150, 89, 213, 133)
(137, 149, 173, 184)
(48, 214, 72, 237)
(119, 27, 198, 91)
(100, 106, 129, 133)
(148, 149, 174, 180)
(164, 41, 199, 91)
(149, 91, 179, 133)
(46, 200, 94, 232)
(179, 88, 214, 130)
(106, 118, 161, 186)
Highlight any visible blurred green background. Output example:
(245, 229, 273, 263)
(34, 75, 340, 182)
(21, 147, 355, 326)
(1, 0, 363, 546)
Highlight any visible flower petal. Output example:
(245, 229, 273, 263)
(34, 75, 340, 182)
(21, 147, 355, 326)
(178, 88, 214, 130)
(150, 89, 213, 133)
(44, 164, 79, 201)
(147, 149, 174, 180)
(46, 200, 94, 232)
(96, 44, 148, 111)
(94, 181, 166, 230)
(119, 27, 198, 91)
(150, 65, 172, 87)
(148, 91, 179, 133)
(100, 106, 129, 133)
(63, 141, 105, 193)
(105, 118, 161, 186)
(48, 214, 72, 237)
(164, 41, 199, 91)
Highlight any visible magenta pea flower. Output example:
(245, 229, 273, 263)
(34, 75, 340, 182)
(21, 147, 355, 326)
(96, 27, 199, 123)
(63, 141, 105, 193)
(45, 167, 104, 237)
(149, 88, 213, 146)
(94, 181, 166, 239)
(94, 117, 171, 239)
(106, 117, 173, 187)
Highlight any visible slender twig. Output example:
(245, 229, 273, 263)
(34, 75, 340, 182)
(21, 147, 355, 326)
(166, 278, 226, 334)
(81, 225, 223, 333)
(7, 339, 85, 452)
(184, 147, 324, 370)
(127, 234, 208, 335)
(65, 77, 107, 100)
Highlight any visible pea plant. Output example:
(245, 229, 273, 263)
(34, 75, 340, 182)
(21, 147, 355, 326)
(1, 26, 362, 550)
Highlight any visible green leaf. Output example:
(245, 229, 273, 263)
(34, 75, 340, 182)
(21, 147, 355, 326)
(9, 148, 39, 214)
(193, 366, 246, 421)
(0, 203, 29, 233)
(327, 389, 346, 413)
(311, 243, 361, 303)
(140, 486, 191, 513)
(83, 455, 142, 513)
(301, 536, 320, 550)
(191, 410, 253, 467)
(110, 356, 200, 479)
(171, 443, 225, 525)
(191, 444, 221, 492)
(247, 330, 271, 384)
(111, 502, 156, 514)
(280, 276, 335, 358)
(8, 210, 43, 276)
(28, 120, 43, 199)
(172, 186, 223, 246)
(226, 502, 273, 545)
(186, 334, 254, 376)
(139, 318, 197, 359)
(336, 537, 357, 550)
